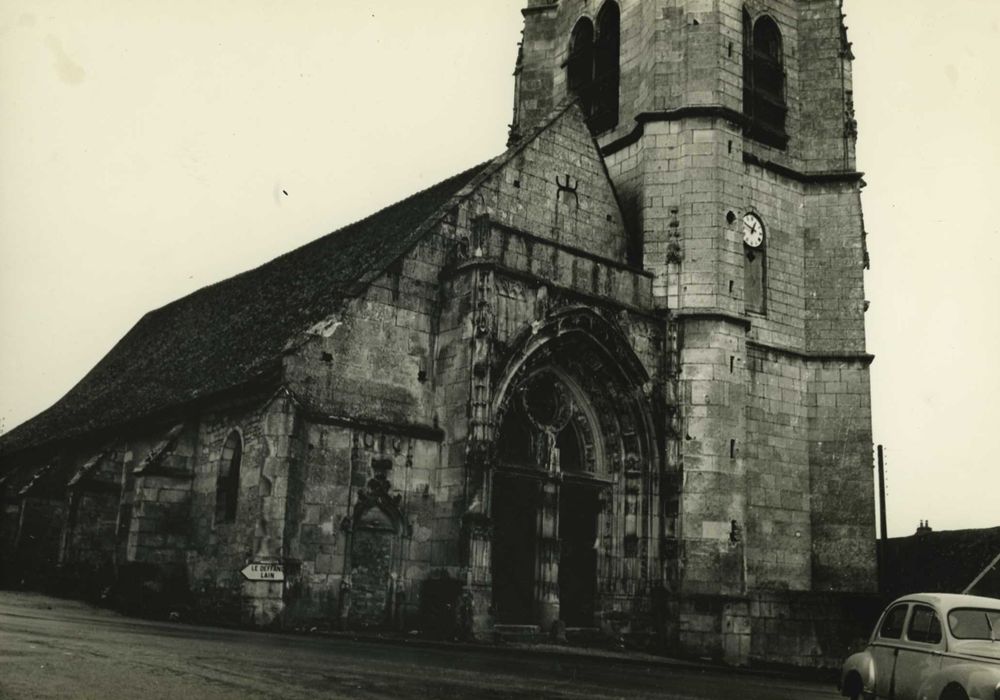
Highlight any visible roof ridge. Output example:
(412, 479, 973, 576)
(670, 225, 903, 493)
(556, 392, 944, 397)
(138, 161, 497, 322)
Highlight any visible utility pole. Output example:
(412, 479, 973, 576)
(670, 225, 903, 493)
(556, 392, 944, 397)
(877, 445, 888, 593)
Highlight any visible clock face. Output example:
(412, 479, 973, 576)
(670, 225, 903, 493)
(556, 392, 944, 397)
(742, 213, 765, 248)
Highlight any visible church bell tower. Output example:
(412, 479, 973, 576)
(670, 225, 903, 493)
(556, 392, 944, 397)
(512, 0, 876, 662)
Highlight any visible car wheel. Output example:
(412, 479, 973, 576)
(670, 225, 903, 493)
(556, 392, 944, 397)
(842, 672, 870, 700)
(940, 684, 969, 700)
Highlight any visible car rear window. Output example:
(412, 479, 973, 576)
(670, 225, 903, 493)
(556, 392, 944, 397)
(879, 604, 908, 639)
(947, 608, 1000, 640)
(907, 605, 942, 644)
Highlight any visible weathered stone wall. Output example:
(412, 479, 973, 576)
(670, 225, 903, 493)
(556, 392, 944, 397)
(676, 316, 747, 598)
(798, 0, 857, 171)
(281, 421, 351, 623)
(748, 591, 881, 669)
(186, 394, 295, 625)
(677, 595, 752, 665)
(12, 497, 67, 587)
(742, 166, 807, 349)
(745, 346, 811, 591)
(0, 459, 76, 589)
(678, 591, 880, 669)
(804, 185, 867, 353)
(62, 478, 121, 597)
(62, 450, 123, 583)
(0, 502, 19, 582)
(283, 291, 435, 428)
(0, 466, 37, 584)
(497, 111, 632, 262)
(808, 359, 876, 591)
(66, 491, 118, 564)
(127, 428, 196, 568)
(280, 421, 443, 630)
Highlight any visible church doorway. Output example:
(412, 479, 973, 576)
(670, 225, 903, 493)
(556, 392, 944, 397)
(490, 474, 537, 624)
(491, 368, 604, 629)
(558, 482, 599, 627)
(483, 309, 660, 635)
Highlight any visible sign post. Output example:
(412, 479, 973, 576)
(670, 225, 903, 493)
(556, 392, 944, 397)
(240, 562, 285, 582)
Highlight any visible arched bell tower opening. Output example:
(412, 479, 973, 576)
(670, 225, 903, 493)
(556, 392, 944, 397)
(487, 309, 659, 634)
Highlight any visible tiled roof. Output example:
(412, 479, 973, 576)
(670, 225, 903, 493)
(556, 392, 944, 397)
(0, 162, 491, 459)
(0, 101, 591, 464)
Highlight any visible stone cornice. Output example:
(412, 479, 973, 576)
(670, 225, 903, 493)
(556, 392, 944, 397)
(444, 258, 663, 324)
(599, 109, 865, 186)
(490, 221, 653, 278)
(672, 308, 752, 330)
(522, 3, 559, 16)
(299, 410, 445, 443)
(747, 340, 875, 365)
(133, 465, 192, 479)
(671, 313, 875, 364)
(743, 152, 864, 185)
(600, 107, 747, 155)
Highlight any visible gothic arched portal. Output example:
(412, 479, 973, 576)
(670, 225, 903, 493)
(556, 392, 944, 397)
(487, 308, 659, 632)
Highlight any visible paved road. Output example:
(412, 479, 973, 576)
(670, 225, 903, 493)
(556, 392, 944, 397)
(0, 592, 842, 699)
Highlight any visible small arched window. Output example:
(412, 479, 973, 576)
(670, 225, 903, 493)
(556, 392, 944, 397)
(743, 12, 787, 149)
(567, 18, 595, 117)
(592, 2, 621, 133)
(215, 431, 242, 523)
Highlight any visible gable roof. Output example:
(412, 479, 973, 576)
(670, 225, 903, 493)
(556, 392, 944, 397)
(0, 162, 490, 460)
(0, 101, 615, 463)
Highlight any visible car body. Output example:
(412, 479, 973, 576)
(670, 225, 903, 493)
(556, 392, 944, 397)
(840, 593, 1000, 700)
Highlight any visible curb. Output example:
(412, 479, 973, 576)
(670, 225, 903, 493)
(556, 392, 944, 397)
(298, 627, 838, 684)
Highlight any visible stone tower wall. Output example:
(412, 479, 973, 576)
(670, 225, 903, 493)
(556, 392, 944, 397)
(514, 0, 877, 664)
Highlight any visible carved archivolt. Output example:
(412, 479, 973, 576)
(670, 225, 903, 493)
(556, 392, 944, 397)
(492, 307, 656, 478)
(482, 307, 666, 604)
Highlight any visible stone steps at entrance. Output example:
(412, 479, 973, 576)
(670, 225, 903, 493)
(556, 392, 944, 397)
(565, 627, 604, 644)
(494, 625, 611, 646)
(493, 624, 543, 643)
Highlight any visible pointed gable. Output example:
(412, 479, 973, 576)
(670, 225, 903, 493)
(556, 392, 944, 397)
(495, 102, 633, 264)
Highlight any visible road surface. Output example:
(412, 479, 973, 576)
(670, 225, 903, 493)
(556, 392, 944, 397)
(0, 591, 842, 699)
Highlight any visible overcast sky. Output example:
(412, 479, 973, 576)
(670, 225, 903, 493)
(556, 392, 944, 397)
(1, 1, 997, 538)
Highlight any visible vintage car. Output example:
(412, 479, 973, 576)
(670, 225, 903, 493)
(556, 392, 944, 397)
(840, 593, 1000, 700)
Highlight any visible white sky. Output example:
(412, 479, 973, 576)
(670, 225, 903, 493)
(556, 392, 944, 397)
(0, 1, 997, 538)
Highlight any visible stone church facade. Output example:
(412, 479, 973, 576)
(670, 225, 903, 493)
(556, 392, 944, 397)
(0, 0, 877, 667)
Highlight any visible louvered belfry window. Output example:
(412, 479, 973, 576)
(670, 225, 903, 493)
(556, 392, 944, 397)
(743, 12, 788, 149)
(568, 18, 596, 117)
(567, 2, 620, 134)
(591, 2, 621, 133)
